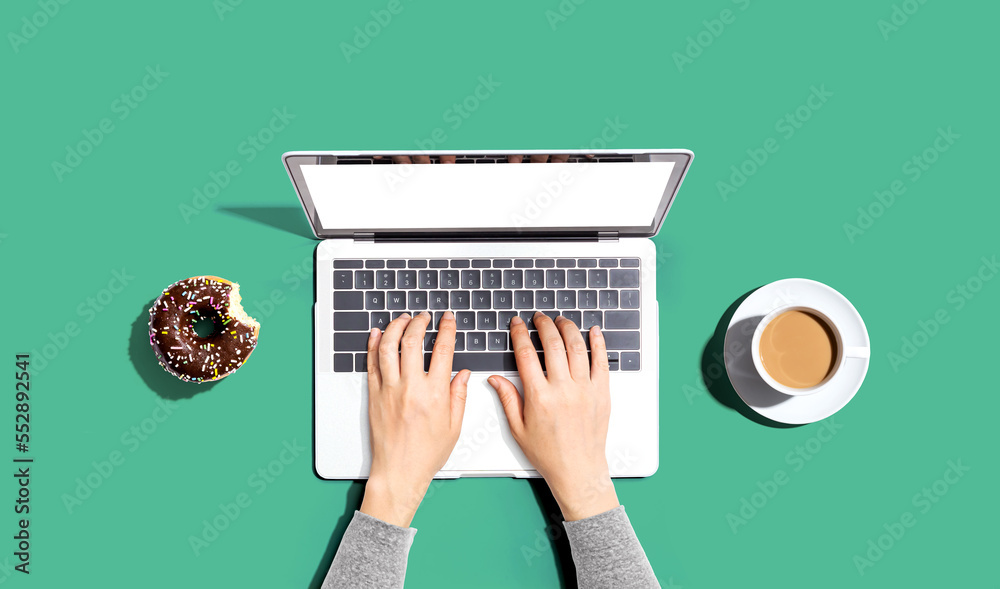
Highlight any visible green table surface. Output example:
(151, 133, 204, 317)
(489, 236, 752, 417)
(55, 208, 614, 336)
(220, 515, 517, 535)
(3, 1, 996, 587)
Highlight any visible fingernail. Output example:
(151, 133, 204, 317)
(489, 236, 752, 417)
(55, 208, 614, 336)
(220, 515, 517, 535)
(443, 310, 454, 320)
(400, 313, 410, 319)
(420, 311, 431, 318)
(510, 316, 523, 326)
(370, 328, 379, 337)
(487, 376, 497, 386)
(592, 325, 601, 334)
(462, 370, 472, 384)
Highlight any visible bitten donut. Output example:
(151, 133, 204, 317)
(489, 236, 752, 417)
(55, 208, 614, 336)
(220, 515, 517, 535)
(148, 276, 260, 383)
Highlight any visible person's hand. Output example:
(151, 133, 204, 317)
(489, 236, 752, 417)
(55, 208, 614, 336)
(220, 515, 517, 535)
(487, 313, 619, 521)
(360, 311, 470, 527)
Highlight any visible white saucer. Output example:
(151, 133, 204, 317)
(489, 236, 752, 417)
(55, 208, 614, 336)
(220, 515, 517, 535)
(723, 279, 870, 425)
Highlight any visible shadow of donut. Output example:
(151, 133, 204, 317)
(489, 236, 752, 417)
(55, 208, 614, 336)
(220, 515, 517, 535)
(128, 298, 219, 400)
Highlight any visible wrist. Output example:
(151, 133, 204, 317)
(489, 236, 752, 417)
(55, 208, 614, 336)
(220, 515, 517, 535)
(360, 473, 430, 528)
(549, 471, 620, 522)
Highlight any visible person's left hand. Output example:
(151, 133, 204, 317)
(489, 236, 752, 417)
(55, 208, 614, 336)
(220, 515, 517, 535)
(360, 311, 470, 527)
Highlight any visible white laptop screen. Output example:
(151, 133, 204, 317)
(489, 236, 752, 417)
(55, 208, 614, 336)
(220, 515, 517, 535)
(285, 152, 692, 238)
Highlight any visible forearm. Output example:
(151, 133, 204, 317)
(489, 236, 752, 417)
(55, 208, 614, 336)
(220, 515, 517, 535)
(564, 505, 660, 589)
(322, 511, 416, 589)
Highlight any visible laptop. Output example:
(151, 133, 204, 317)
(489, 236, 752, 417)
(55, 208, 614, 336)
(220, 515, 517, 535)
(283, 150, 694, 479)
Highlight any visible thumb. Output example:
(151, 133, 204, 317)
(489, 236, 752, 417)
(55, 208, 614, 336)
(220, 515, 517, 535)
(487, 375, 524, 436)
(450, 369, 471, 428)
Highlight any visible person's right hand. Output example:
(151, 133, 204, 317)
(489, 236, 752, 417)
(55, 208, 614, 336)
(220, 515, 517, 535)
(487, 312, 620, 521)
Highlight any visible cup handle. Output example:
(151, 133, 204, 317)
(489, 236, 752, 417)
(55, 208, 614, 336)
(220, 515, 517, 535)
(844, 346, 870, 359)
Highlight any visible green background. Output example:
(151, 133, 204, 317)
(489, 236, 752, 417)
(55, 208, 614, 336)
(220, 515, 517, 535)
(2, 1, 996, 587)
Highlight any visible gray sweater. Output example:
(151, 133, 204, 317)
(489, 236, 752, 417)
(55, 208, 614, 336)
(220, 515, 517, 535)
(322, 506, 659, 588)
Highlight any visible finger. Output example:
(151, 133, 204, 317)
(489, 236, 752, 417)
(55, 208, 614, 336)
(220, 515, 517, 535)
(550, 154, 570, 163)
(401, 311, 431, 375)
(530, 154, 549, 163)
(391, 155, 412, 164)
(378, 313, 411, 384)
(487, 375, 524, 437)
(589, 325, 611, 387)
(367, 328, 383, 391)
(534, 312, 569, 380)
(508, 315, 544, 386)
(507, 155, 524, 163)
(429, 310, 457, 380)
(555, 316, 590, 381)
(439, 155, 456, 164)
(412, 155, 431, 164)
(450, 369, 471, 430)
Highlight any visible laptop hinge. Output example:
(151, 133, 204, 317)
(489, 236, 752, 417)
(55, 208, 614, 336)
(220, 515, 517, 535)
(353, 232, 375, 243)
(598, 231, 618, 242)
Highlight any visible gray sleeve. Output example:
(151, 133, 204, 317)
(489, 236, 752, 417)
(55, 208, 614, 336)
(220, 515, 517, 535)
(321, 510, 417, 589)
(564, 505, 660, 589)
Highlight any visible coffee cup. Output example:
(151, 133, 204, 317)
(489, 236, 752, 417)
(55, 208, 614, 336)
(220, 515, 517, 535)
(751, 305, 870, 396)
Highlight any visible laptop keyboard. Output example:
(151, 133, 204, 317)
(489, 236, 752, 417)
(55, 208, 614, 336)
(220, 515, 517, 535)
(331, 258, 642, 374)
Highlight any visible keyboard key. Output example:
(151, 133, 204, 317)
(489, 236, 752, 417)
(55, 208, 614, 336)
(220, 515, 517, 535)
(408, 259, 427, 268)
(493, 290, 513, 309)
(440, 270, 459, 288)
(467, 332, 487, 351)
(599, 290, 619, 309)
(518, 311, 537, 330)
(563, 310, 582, 328)
(542, 310, 560, 321)
(334, 333, 369, 351)
(567, 269, 587, 288)
(546, 269, 565, 288)
(391, 311, 407, 320)
(529, 331, 543, 350)
(483, 269, 503, 288)
(607, 351, 619, 371)
(355, 271, 374, 289)
(467, 291, 487, 309)
(578, 290, 598, 309)
(582, 311, 603, 329)
(432, 311, 446, 329)
(514, 259, 533, 268)
(605, 310, 640, 329)
(621, 290, 640, 309)
(535, 290, 555, 309)
(386, 291, 406, 310)
(556, 259, 575, 268)
(371, 312, 390, 329)
(603, 331, 640, 350)
(514, 291, 533, 309)
(557, 291, 576, 309)
(365, 260, 385, 269)
(355, 352, 367, 372)
(488, 332, 507, 351)
(407, 291, 427, 310)
(456, 312, 475, 330)
(387, 260, 406, 268)
(588, 269, 608, 288)
(525, 270, 545, 289)
(429, 259, 449, 268)
(461, 270, 481, 289)
(334, 353, 353, 372)
(334, 291, 364, 310)
(366, 291, 385, 310)
(477, 311, 497, 330)
(610, 269, 639, 288)
(334, 260, 363, 269)
(471, 259, 491, 268)
(499, 311, 518, 329)
(620, 258, 640, 267)
(451, 292, 472, 310)
(451, 259, 470, 268)
(621, 352, 640, 370)
(442, 352, 518, 372)
(599, 259, 618, 268)
(535, 259, 555, 268)
(334, 270, 353, 289)
(493, 259, 513, 268)
(578, 258, 598, 268)
(503, 270, 523, 289)
(423, 331, 437, 351)
(454, 332, 465, 351)
(334, 312, 368, 331)
(397, 270, 417, 289)
(428, 291, 449, 310)
(376, 270, 395, 289)
(418, 270, 437, 289)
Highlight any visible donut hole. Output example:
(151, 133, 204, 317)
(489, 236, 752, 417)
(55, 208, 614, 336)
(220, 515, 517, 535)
(192, 317, 218, 338)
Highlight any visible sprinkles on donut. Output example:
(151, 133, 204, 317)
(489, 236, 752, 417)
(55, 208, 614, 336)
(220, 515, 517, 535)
(148, 276, 260, 383)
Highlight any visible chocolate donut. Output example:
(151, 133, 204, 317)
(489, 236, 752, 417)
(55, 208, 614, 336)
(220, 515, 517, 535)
(148, 276, 260, 383)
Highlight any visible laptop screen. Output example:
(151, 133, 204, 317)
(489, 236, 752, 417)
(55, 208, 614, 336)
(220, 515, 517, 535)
(284, 152, 692, 238)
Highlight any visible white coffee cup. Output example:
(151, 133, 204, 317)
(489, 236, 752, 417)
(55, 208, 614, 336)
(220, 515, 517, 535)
(751, 305, 870, 396)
